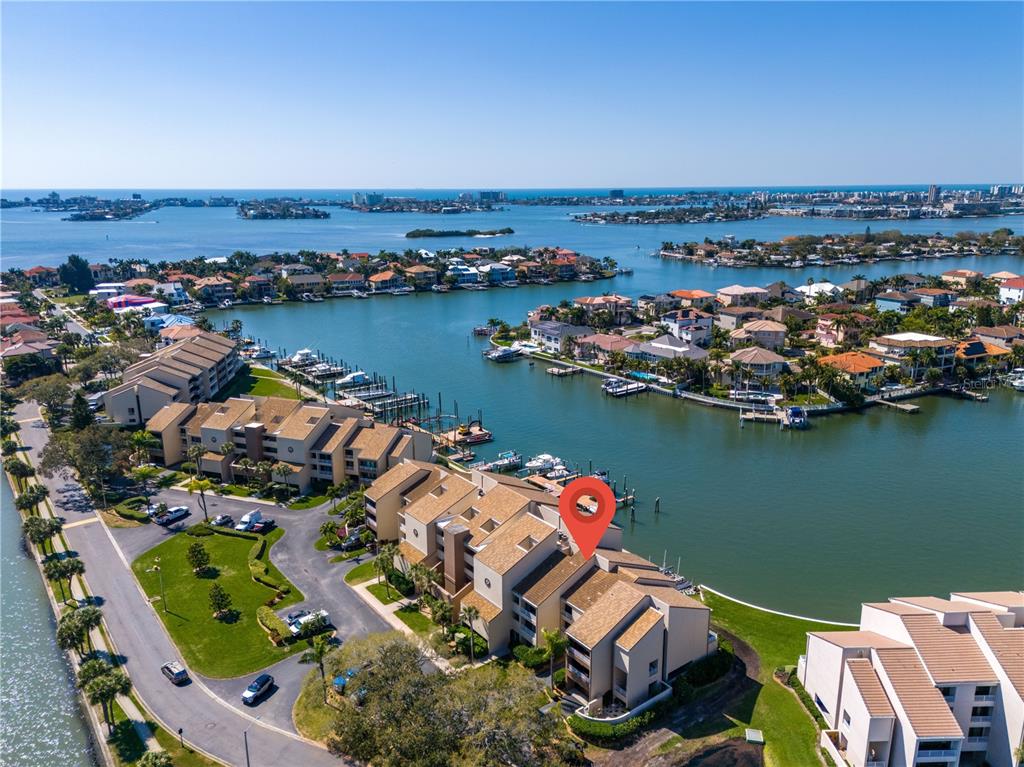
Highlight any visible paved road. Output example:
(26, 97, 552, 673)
(33, 288, 93, 340)
(14, 402, 343, 767)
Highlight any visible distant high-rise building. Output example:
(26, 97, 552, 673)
(353, 192, 384, 206)
(609, 189, 625, 199)
(1012, 184, 1024, 195)
(479, 191, 506, 202)
(990, 184, 1010, 198)
(926, 184, 941, 204)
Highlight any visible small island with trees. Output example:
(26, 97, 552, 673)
(405, 227, 514, 239)
(237, 200, 330, 220)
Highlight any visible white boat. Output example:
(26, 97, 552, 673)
(218, 299, 233, 309)
(353, 290, 369, 299)
(390, 286, 413, 296)
(546, 466, 571, 480)
(289, 348, 317, 365)
(262, 296, 273, 304)
(431, 284, 450, 293)
(524, 453, 560, 472)
(245, 344, 274, 359)
(337, 370, 370, 387)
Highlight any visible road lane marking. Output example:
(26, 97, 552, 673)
(63, 517, 100, 529)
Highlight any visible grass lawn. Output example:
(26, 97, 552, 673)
(779, 394, 831, 407)
(395, 606, 434, 636)
(329, 547, 366, 563)
(107, 701, 146, 766)
(122, 694, 220, 767)
(132, 527, 304, 677)
(49, 293, 88, 305)
(215, 366, 300, 402)
(292, 667, 342, 742)
(697, 591, 854, 767)
(217, 483, 252, 497)
(288, 494, 329, 510)
(344, 560, 377, 585)
(314, 534, 336, 551)
(367, 582, 400, 605)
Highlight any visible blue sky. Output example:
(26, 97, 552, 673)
(2, 2, 1021, 188)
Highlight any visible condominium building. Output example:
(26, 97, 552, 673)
(799, 592, 1024, 767)
(104, 332, 241, 425)
(365, 462, 716, 717)
(145, 395, 431, 492)
(866, 333, 956, 379)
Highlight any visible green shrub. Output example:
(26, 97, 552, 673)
(685, 643, 734, 687)
(387, 570, 414, 596)
(180, 462, 197, 475)
(553, 668, 566, 688)
(256, 605, 291, 644)
(453, 626, 487, 658)
(186, 524, 215, 537)
(671, 676, 694, 704)
(513, 643, 550, 669)
(787, 671, 827, 729)
(113, 496, 151, 522)
(567, 706, 661, 744)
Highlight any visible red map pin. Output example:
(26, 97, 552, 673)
(558, 476, 617, 559)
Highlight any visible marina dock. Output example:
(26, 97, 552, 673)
(873, 398, 920, 414)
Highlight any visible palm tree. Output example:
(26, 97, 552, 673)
(325, 482, 345, 515)
(375, 542, 399, 594)
(319, 519, 339, 547)
(255, 460, 274, 487)
(131, 465, 161, 509)
(129, 430, 160, 466)
(186, 445, 204, 477)
(85, 668, 132, 733)
(187, 477, 214, 522)
(76, 606, 104, 653)
(236, 457, 254, 488)
(272, 462, 295, 496)
(57, 610, 87, 656)
(460, 604, 480, 664)
(541, 628, 568, 688)
(299, 634, 332, 705)
(219, 442, 236, 482)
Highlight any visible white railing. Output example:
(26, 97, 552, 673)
(573, 681, 672, 724)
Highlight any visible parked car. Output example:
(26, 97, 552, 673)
(155, 506, 189, 526)
(286, 609, 309, 622)
(288, 609, 330, 637)
(251, 518, 276, 534)
(212, 514, 234, 527)
(340, 532, 364, 551)
(160, 661, 189, 685)
(148, 504, 187, 519)
(234, 510, 262, 532)
(241, 673, 273, 705)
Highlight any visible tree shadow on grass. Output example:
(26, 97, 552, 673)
(107, 719, 146, 763)
(216, 609, 241, 624)
(196, 566, 221, 580)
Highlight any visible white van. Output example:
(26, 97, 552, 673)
(235, 510, 262, 532)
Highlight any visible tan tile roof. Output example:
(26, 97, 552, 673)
(564, 568, 623, 612)
(873, 647, 962, 738)
(617, 567, 677, 585)
(273, 405, 329, 440)
(365, 461, 437, 502)
(398, 540, 428, 566)
(347, 424, 401, 462)
(820, 352, 885, 375)
(515, 552, 590, 606)
(952, 591, 1024, 610)
(568, 581, 646, 648)
(185, 403, 219, 437)
(460, 589, 501, 623)
(146, 402, 195, 433)
(901, 613, 996, 684)
(312, 418, 360, 454)
(863, 601, 929, 616)
(636, 584, 707, 610)
(893, 596, 993, 614)
(134, 376, 179, 396)
(462, 484, 531, 547)
(970, 612, 1024, 697)
(389, 434, 412, 460)
(808, 631, 908, 650)
(473, 513, 556, 575)
(846, 658, 895, 718)
(615, 607, 663, 651)
(202, 398, 253, 430)
(250, 396, 302, 430)
(595, 548, 658, 570)
(404, 474, 477, 525)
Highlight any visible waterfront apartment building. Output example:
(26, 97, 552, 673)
(104, 332, 241, 425)
(145, 395, 431, 492)
(529, 320, 592, 353)
(799, 591, 1024, 767)
(866, 333, 956, 379)
(365, 463, 716, 716)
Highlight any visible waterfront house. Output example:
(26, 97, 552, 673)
(368, 270, 403, 292)
(285, 271, 326, 294)
(818, 351, 885, 389)
(529, 320, 592, 353)
(971, 325, 1024, 350)
(955, 338, 1011, 372)
(893, 274, 929, 289)
(478, 262, 515, 284)
(151, 281, 189, 306)
(447, 264, 482, 285)
(24, 266, 60, 287)
(369, 463, 716, 718)
(143, 312, 196, 335)
(240, 275, 276, 300)
(866, 332, 956, 379)
(728, 346, 786, 380)
(516, 261, 545, 281)
(998, 277, 1024, 305)
(104, 332, 240, 425)
(279, 263, 315, 278)
(550, 258, 578, 280)
(625, 334, 709, 363)
(765, 281, 803, 304)
(715, 306, 764, 331)
(193, 276, 235, 304)
(874, 291, 920, 315)
(145, 396, 430, 493)
(987, 271, 1020, 284)
(668, 289, 716, 310)
(403, 263, 439, 288)
(910, 287, 957, 308)
(575, 333, 634, 363)
(716, 284, 769, 307)
(660, 308, 713, 347)
(798, 591, 1024, 767)
(796, 281, 843, 301)
(729, 319, 786, 350)
(941, 269, 984, 289)
(574, 295, 634, 326)
(327, 272, 368, 293)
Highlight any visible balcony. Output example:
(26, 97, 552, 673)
(973, 694, 995, 703)
(966, 736, 988, 745)
(916, 748, 958, 759)
(568, 647, 590, 666)
(614, 683, 627, 699)
(568, 666, 589, 685)
(969, 715, 992, 724)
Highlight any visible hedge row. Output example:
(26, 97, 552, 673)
(513, 643, 550, 669)
(684, 641, 734, 687)
(787, 670, 827, 729)
(256, 605, 292, 646)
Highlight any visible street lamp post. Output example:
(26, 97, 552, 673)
(148, 558, 165, 612)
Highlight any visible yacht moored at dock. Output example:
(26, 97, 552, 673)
(602, 379, 648, 397)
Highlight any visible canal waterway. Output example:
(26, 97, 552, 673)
(0, 476, 96, 767)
